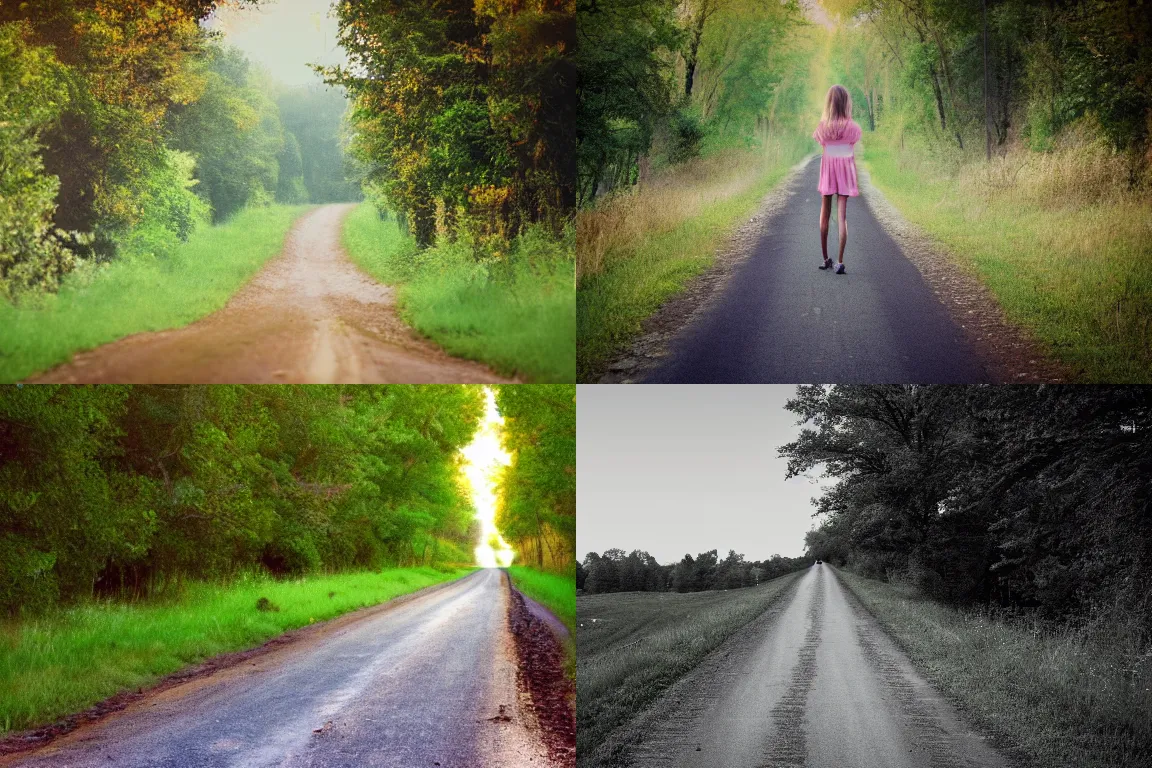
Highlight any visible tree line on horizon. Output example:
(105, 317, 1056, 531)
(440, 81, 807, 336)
(784, 385, 1152, 630)
(0, 385, 487, 616)
(578, 548, 810, 594)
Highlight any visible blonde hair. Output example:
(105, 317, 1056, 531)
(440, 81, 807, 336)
(822, 84, 852, 127)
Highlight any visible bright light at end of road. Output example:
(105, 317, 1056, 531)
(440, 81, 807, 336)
(461, 388, 515, 568)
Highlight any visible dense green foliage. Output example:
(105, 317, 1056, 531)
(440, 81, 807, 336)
(827, 0, 1152, 161)
(341, 205, 576, 383)
(578, 548, 809, 594)
(494, 385, 576, 569)
(324, 0, 575, 248)
(0, 1, 359, 299)
(0, 385, 485, 614)
(782, 385, 1152, 630)
(0, 567, 471, 735)
(576, 0, 811, 203)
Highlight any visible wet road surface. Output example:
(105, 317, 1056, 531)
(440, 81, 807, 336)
(3, 570, 552, 768)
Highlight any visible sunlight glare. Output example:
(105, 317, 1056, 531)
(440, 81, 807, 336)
(461, 388, 515, 568)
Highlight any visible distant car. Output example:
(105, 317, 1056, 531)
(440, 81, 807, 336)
(815, 559, 822, 564)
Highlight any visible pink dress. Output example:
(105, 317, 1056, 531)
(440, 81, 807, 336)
(813, 120, 861, 196)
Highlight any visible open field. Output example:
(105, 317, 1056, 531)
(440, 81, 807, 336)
(575, 571, 804, 762)
(838, 567, 1152, 768)
(343, 204, 576, 383)
(0, 567, 472, 736)
(0, 205, 309, 383)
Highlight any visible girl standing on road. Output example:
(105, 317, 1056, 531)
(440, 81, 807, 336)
(813, 85, 861, 274)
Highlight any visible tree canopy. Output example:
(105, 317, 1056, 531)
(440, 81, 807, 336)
(0, 384, 485, 615)
(494, 384, 576, 571)
(782, 385, 1152, 628)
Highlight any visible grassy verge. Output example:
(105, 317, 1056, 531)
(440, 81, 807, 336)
(860, 137, 1152, 382)
(576, 147, 805, 381)
(0, 566, 472, 735)
(342, 204, 575, 382)
(836, 567, 1152, 768)
(0, 205, 310, 383)
(576, 571, 803, 762)
(506, 566, 575, 634)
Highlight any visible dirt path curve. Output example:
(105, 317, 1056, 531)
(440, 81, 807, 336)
(2, 569, 557, 768)
(32, 204, 510, 384)
(610, 565, 1012, 768)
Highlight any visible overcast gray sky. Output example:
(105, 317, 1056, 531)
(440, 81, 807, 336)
(205, 0, 346, 86)
(578, 385, 833, 564)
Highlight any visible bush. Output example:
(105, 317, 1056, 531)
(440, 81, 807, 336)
(0, 22, 73, 299)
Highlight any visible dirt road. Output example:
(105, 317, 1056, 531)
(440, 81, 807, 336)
(608, 566, 1011, 768)
(33, 205, 509, 384)
(3, 570, 556, 768)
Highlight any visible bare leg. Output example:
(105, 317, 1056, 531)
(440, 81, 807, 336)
(819, 195, 832, 262)
(837, 194, 848, 263)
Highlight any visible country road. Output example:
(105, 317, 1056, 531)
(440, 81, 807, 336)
(31, 204, 509, 384)
(2, 570, 556, 768)
(643, 158, 991, 384)
(605, 566, 1010, 768)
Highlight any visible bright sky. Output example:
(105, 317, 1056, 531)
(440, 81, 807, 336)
(204, 0, 347, 86)
(460, 388, 515, 569)
(577, 385, 833, 564)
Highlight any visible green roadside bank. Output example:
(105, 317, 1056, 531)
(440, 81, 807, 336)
(342, 203, 576, 384)
(0, 566, 473, 736)
(0, 205, 310, 383)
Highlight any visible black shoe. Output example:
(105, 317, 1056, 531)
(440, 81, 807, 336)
(835, 262, 846, 274)
(819, 258, 832, 270)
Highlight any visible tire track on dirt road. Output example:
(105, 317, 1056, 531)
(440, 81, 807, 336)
(31, 205, 511, 384)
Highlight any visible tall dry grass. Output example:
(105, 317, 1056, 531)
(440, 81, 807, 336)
(576, 141, 803, 282)
(839, 568, 1152, 768)
(865, 122, 1152, 381)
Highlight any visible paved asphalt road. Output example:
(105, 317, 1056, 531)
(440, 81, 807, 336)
(644, 158, 991, 383)
(5, 569, 550, 768)
(624, 566, 1011, 768)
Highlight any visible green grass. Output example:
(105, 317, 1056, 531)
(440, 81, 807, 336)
(342, 204, 576, 383)
(0, 205, 310, 383)
(576, 153, 802, 381)
(836, 567, 1152, 768)
(861, 141, 1152, 382)
(506, 566, 575, 634)
(0, 566, 472, 735)
(576, 572, 803, 765)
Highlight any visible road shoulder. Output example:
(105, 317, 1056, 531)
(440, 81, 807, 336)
(858, 166, 1068, 383)
(596, 156, 814, 384)
(506, 579, 576, 767)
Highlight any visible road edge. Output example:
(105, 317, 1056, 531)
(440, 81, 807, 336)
(580, 572, 805, 768)
(831, 566, 1027, 768)
(596, 155, 815, 384)
(0, 569, 476, 759)
(506, 576, 576, 768)
(857, 165, 1070, 383)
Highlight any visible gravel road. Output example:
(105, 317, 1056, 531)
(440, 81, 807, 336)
(32, 205, 508, 384)
(613, 565, 1011, 768)
(3, 569, 553, 768)
(643, 158, 990, 383)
